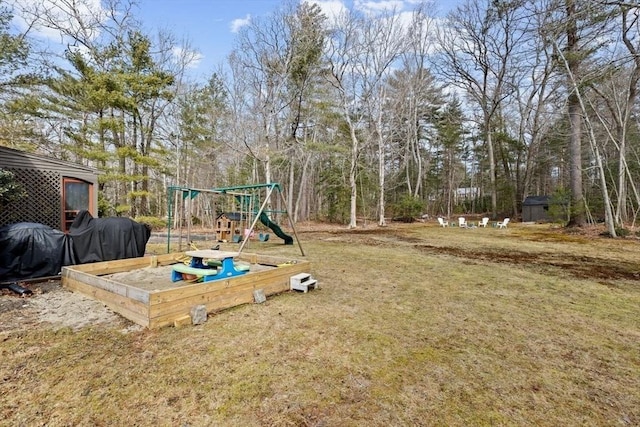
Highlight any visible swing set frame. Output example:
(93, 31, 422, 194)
(166, 182, 304, 256)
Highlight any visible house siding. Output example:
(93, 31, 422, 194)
(0, 146, 99, 230)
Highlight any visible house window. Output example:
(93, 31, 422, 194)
(62, 178, 93, 231)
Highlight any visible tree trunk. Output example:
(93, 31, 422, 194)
(565, 0, 585, 227)
(342, 105, 359, 229)
(486, 119, 497, 217)
(378, 129, 386, 227)
(377, 91, 386, 227)
(349, 127, 358, 229)
(566, 91, 585, 226)
(294, 154, 310, 223)
(288, 159, 295, 221)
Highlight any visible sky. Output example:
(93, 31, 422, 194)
(11, 0, 462, 82)
(134, 0, 462, 81)
(135, 0, 287, 79)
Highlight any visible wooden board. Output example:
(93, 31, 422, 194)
(69, 253, 180, 275)
(147, 261, 309, 329)
(63, 276, 150, 328)
(63, 269, 150, 303)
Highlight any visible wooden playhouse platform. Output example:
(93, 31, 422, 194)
(61, 252, 311, 329)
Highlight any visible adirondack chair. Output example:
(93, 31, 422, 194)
(479, 217, 489, 227)
(497, 218, 510, 229)
(437, 217, 449, 227)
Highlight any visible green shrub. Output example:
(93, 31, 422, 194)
(601, 227, 631, 238)
(390, 194, 424, 220)
(0, 168, 26, 210)
(616, 227, 630, 237)
(98, 193, 114, 217)
(115, 204, 131, 216)
(549, 188, 570, 224)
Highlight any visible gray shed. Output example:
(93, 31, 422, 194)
(522, 195, 550, 222)
(0, 146, 99, 231)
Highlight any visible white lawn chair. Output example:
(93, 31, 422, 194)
(497, 218, 510, 229)
(458, 217, 468, 228)
(479, 217, 489, 228)
(437, 217, 449, 227)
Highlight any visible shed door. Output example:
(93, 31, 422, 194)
(62, 178, 93, 232)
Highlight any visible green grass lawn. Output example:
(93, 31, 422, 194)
(1, 222, 639, 426)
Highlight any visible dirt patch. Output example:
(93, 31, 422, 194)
(0, 280, 140, 334)
(304, 224, 640, 283)
(415, 244, 640, 282)
(302, 225, 423, 247)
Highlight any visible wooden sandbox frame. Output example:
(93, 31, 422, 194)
(61, 252, 311, 329)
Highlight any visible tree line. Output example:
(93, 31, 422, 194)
(1, 0, 639, 234)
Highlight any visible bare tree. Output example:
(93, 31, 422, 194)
(437, 0, 527, 218)
(589, 4, 640, 225)
(230, 5, 296, 185)
(383, 5, 442, 215)
(540, 0, 620, 229)
(324, 9, 366, 228)
(516, 2, 564, 201)
(362, 11, 404, 226)
(324, 6, 403, 228)
(562, 0, 586, 226)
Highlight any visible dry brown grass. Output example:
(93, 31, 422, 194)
(1, 222, 639, 426)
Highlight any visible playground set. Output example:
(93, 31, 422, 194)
(166, 183, 298, 253)
(61, 183, 315, 328)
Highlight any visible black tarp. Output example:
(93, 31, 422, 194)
(0, 222, 74, 281)
(0, 212, 151, 282)
(68, 211, 151, 264)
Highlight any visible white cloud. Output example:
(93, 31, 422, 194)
(305, 0, 434, 23)
(172, 46, 204, 69)
(230, 14, 251, 33)
(355, 0, 405, 14)
(396, 10, 416, 29)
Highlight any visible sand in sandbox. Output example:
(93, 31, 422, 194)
(103, 263, 275, 292)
